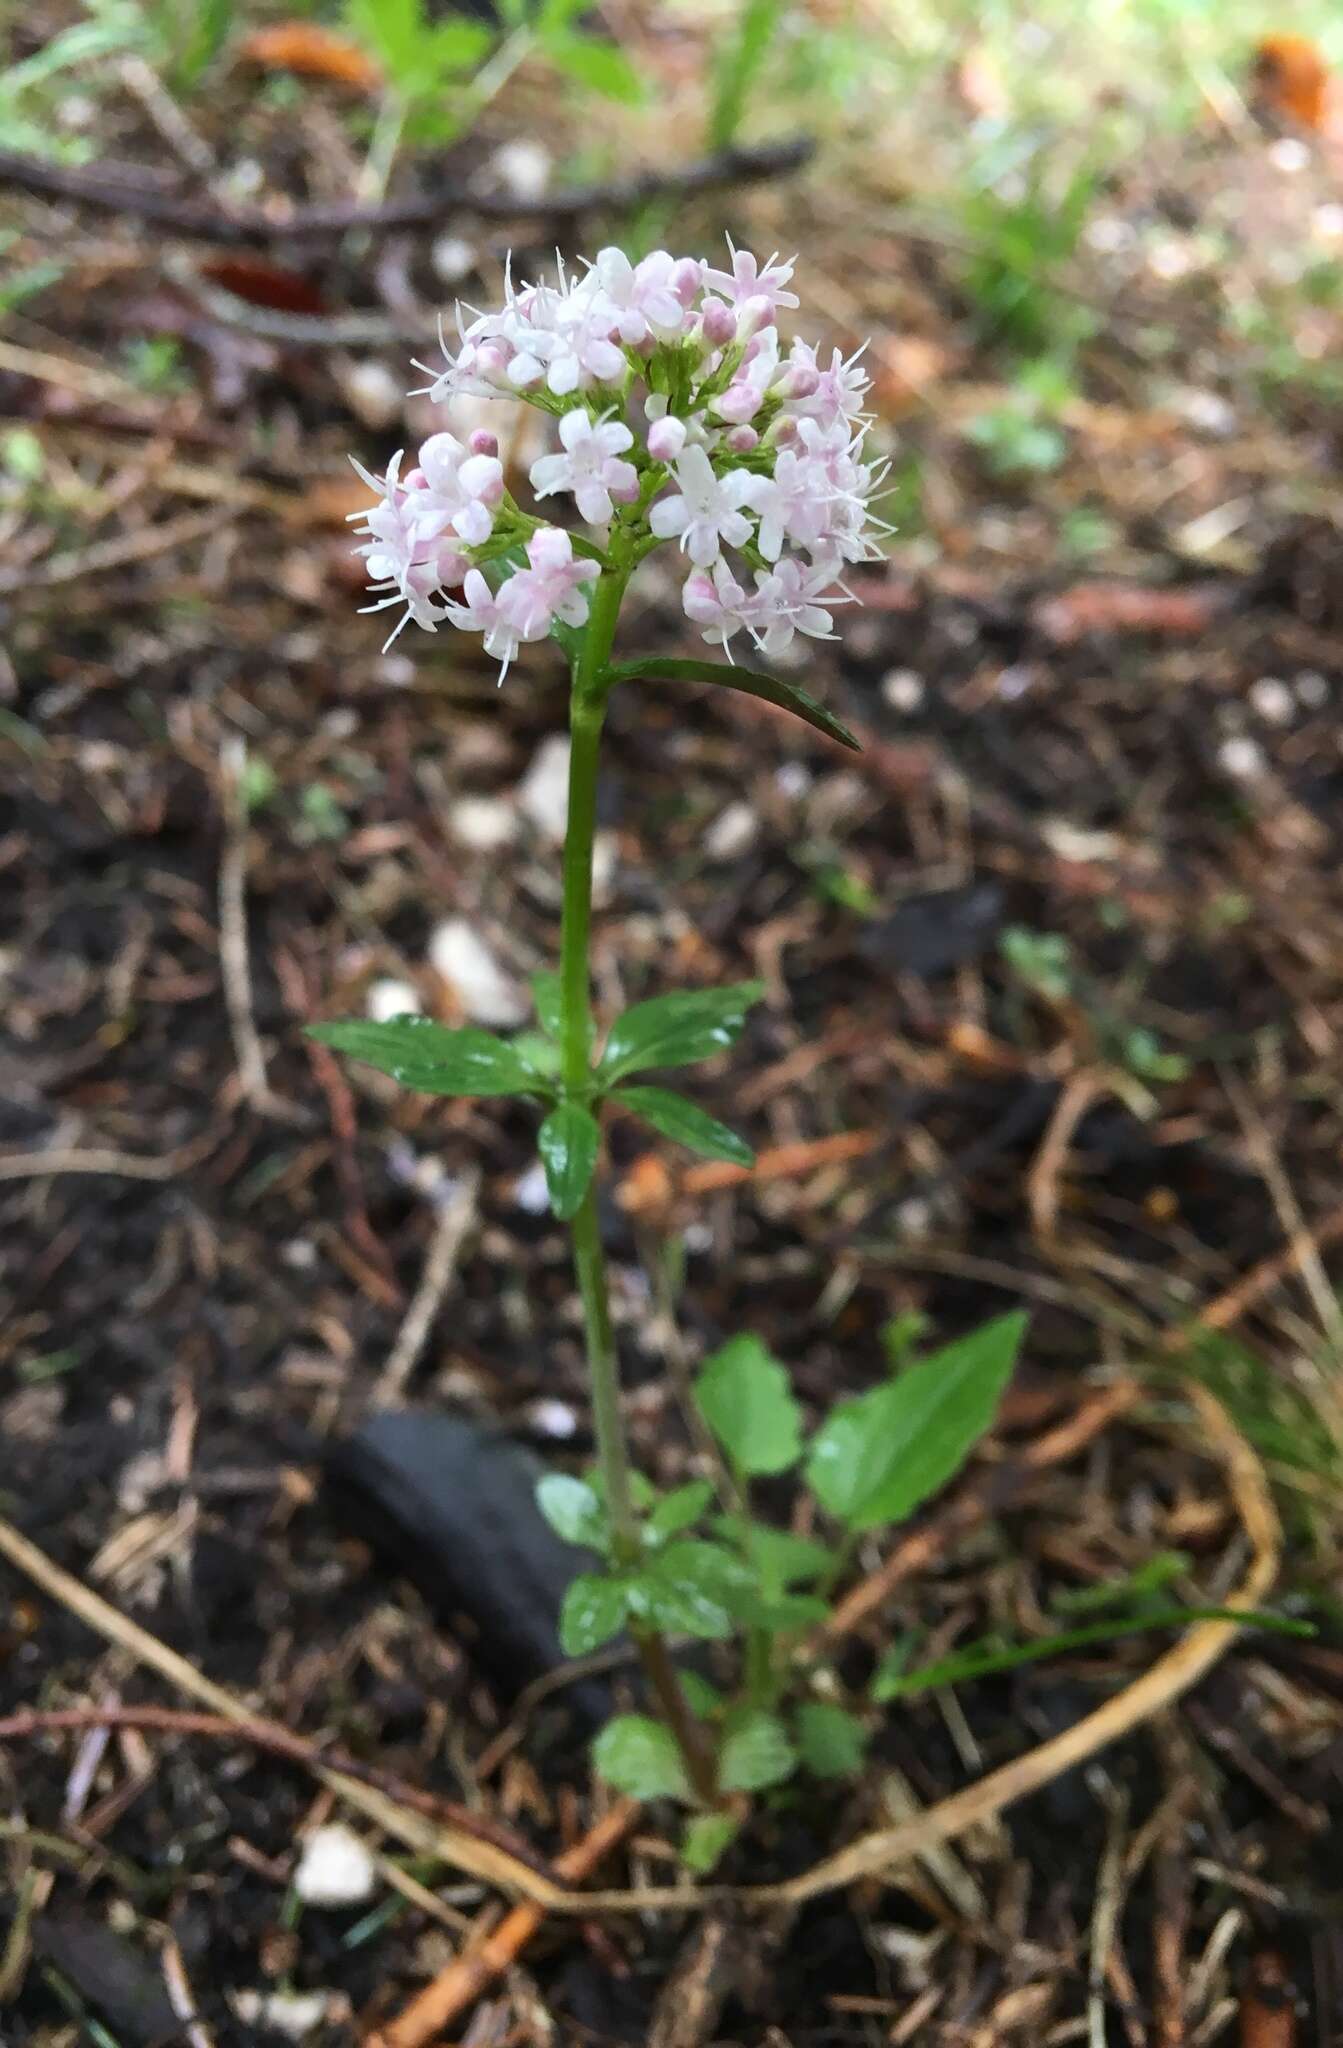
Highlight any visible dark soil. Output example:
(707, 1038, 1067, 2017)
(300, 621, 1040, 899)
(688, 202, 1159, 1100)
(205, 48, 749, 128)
(4, 16, 1343, 2044)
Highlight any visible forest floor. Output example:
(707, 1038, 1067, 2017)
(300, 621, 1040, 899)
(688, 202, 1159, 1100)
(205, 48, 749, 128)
(4, 7, 1343, 2044)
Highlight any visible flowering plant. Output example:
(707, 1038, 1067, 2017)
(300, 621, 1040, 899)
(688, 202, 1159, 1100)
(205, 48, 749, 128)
(314, 243, 1025, 1860)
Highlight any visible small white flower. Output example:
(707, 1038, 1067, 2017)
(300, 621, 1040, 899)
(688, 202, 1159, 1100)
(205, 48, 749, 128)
(650, 446, 756, 567)
(530, 409, 638, 524)
(702, 238, 799, 313)
(294, 1825, 376, 1908)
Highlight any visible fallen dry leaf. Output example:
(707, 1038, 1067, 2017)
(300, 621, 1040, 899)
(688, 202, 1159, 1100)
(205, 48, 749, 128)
(238, 23, 383, 92)
(1031, 580, 1231, 646)
(1252, 34, 1331, 131)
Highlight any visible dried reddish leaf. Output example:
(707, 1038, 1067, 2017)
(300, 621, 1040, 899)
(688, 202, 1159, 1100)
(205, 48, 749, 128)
(1252, 34, 1330, 131)
(201, 260, 328, 316)
(1031, 581, 1228, 646)
(238, 23, 383, 92)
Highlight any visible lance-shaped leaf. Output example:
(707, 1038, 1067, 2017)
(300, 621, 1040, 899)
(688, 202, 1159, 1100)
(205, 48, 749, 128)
(597, 982, 764, 1085)
(615, 1085, 754, 1166)
(308, 1016, 538, 1097)
(604, 654, 860, 753)
(538, 1102, 600, 1220)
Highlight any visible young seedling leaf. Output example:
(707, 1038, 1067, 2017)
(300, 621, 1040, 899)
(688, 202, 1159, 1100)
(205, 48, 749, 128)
(615, 1085, 754, 1166)
(542, 28, 646, 101)
(536, 1473, 608, 1553)
(694, 1335, 803, 1477)
(647, 1480, 716, 1543)
(629, 1540, 750, 1641)
(733, 1522, 833, 1596)
(538, 1102, 600, 1221)
(593, 1715, 692, 1801)
(795, 1701, 868, 1780)
(598, 983, 765, 1085)
(681, 1810, 741, 1875)
(718, 1708, 797, 1793)
(558, 1573, 630, 1657)
(532, 971, 565, 1039)
(307, 1017, 537, 1097)
(805, 1312, 1026, 1531)
(606, 654, 861, 753)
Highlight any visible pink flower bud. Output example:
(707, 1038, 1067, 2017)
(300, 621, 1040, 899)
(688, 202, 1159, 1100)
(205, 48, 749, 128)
(724, 425, 759, 454)
(670, 257, 703, 306)
(404, 467, 427, 490)
(700, 299, 737, 347)
(647, 416, 688, 463)
(715, 380, 762, 425)
(735, 293, 776, 342)
(468, 428, 499, 457)
(776, 361, 820, 400)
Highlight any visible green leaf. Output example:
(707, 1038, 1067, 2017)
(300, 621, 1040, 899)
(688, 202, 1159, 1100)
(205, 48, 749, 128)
(594, 1715, 692, 1801)
(630, 1541, 750, 1641)
(512, 1029, 561, 1080)
(598, 983, 764, 1085)
(647, 1480, 716, 1543)
(795, 1701, 868, 1780)
(307, 1016, 536, 1097)
(616, 1085, 753, 1167)
(538, 1103, 600, 1221)
(735, 1523, 833, 1597)
(727, 1589, 829, 1632)
(678, 1670, 725, 1718)
(695, 1335, 803, 1477)
(430, 17, 495, 71)
(805, 1312, 1027, 1531)
(533, 971, 564, 1039)
(718, 1708, 796, 1794)
(558, 1573, 630, 1657)
(542, 28, 645, 101)
(536, 1474, 607, 1552)
(871, 1605, 1312, 1704)
(681, 1811, 740, 1874)
(606, 654, 860, 753)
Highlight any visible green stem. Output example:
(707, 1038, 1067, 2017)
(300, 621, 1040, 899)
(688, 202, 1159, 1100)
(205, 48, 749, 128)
(558, 567, 718, 1807)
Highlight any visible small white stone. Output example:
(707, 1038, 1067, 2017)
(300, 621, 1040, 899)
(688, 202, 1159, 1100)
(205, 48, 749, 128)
(514, 1161, 551, 1215)
(429, 920, 527, 1027)
(1086, 214, 1135, 256)
(1249, 677, 1294, 726)
(526, 1397, 578, 1439)
(895, 1197, 934, 1241)
(775, 762, 811, 799)
(705, 800, 759, 862)
(377, 653, 416, 689)
(1218, 735, 1266, 782)
(367, 977, 422, 1024)
(881, 667, 925, 713)
(517, 735, 571, 843)
(490, 140, 551, 201)
(1148, 236, 1193, 282)
(449, 794, 517, 852)
(320, 708, 358, 740)
(232, 1991, 335, 2039)
(432, 235, 477, 285)
(1176, 388, 1236, 437)
(282, 1237, 318, 1271)
(996, 664, 1036, 701)
(293, 1824, 376, 1908)
(683, 1222, 715, 1254)
(338, 360, 404, 430)
(1269, 137, 1311, 175)
(1296, 669, 1330, 708)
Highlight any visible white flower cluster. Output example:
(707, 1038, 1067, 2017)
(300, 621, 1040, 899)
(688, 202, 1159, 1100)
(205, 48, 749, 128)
(351, 240, 884, 675)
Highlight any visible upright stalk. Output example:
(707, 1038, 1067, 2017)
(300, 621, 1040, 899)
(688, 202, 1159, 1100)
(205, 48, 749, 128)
(559, 566, 718, 1805)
